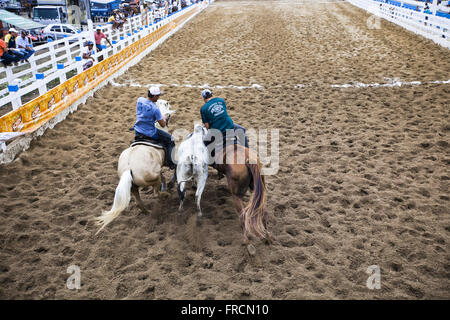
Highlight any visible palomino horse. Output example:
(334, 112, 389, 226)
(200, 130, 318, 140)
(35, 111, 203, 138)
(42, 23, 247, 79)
(215, 143, 271, 246)
(95, 100, 174, 234)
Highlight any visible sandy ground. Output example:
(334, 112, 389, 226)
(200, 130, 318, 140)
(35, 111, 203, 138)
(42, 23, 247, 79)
(0, 0, 449, 299)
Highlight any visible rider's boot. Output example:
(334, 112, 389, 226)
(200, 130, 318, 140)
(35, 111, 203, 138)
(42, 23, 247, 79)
(166, 141, 176, 170)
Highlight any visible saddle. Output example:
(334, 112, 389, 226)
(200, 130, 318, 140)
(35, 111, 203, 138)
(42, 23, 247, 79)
(131, 133, 164, 148)
(130, 140, 165, 149)
(131, 134, 173, 168)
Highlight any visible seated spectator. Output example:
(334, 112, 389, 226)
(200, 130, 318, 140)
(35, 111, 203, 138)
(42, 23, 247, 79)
(108, 13, 116, 26)
(82, 41, 95, 71)
(5, 28, 27, 62)
(118, 9, 128, 23)
(0, 33, 21, 67)
(115, 9, 125, 29)
(108, 10, 123, 30)
(16, 31, 35, 62)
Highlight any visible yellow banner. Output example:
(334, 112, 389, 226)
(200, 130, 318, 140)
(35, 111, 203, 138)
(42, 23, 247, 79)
(0, 6, 198, 134)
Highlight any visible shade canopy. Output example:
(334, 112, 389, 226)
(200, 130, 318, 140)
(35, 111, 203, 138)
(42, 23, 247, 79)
(0, 9, 45, 30)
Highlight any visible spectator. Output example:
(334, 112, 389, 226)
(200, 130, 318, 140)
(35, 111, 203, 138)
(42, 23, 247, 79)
(4, 28, 13, 45)
(0, 33, 21, 67)
(108, 13, 116, 25)
(82, 41, 95, 71)
(118, 9, 128, 23)
(5, 28, 26, 62)
(16, 31, 35, 62)
(115, 9, 126, 29)
(94, 28, 112, 52)
(164, 0, 169, 16)
(108, 10, 123, 30)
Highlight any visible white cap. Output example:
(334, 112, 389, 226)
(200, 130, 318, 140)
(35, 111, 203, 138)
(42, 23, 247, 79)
(149, 86, 162, 96)
(201, 89, 212, 99)
(9, 28, 18, 33)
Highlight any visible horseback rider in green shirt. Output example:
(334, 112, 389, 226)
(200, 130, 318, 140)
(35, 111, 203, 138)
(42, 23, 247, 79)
(200, 89, 249, 168)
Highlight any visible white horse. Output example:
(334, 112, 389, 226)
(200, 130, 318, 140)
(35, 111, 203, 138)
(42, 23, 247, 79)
(177, 124, 209, 225)
(95, 100, 175, 234)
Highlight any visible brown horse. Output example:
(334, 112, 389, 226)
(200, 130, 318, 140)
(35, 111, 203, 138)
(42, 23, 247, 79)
(215, 144, 271, 246)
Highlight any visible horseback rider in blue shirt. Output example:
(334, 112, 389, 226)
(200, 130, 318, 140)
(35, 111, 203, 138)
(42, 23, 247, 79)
(200, 89, 249, 164)
(134, 86, 176, 169)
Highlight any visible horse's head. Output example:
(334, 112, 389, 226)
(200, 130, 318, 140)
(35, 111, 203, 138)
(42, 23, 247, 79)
(156, 99, 176, 118)
(194, 123, 207, 137)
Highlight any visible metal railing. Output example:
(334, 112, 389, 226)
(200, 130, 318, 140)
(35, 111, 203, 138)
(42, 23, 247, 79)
(347, 0, 450, 48)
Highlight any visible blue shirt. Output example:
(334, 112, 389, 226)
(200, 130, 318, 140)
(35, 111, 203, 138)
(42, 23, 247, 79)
(200, 97, 234, 134)
(134, 97, 163, 138)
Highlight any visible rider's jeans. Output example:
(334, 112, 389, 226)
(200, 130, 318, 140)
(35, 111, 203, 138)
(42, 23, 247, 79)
(154, 129, 175, 167)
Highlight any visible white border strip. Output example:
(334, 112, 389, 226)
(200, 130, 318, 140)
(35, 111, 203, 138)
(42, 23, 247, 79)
(109, 78, 450, 90)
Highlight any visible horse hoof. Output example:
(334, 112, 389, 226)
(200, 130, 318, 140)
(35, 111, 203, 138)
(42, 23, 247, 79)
(196, 218, 202, 227)
(247, 244, 256, 256)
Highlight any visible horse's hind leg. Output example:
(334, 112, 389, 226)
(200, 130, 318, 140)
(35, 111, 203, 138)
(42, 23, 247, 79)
(231, 194, 248, 243)
(167, 168, 176, 191)
(195, 193, 203, 226)
(232, 193, 256, 255)
(131, 183, 148, 214)
(195, 174, 207, 226)
(178, 181, 186, 212)
(159, 174, 170, 199)
(153, 176, 161, 198)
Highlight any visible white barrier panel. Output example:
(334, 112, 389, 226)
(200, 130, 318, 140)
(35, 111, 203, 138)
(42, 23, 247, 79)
(0, 1, 213, 164)
(347, 0, 450, 49)
(0, 5, 190, 111)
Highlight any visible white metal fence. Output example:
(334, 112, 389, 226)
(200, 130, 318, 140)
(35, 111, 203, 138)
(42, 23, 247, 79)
(347, 0, 450, 48)
(0, 6, 177, 113)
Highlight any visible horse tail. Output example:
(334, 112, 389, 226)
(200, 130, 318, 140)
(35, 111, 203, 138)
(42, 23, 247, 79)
(242, 163, 268, 239)
(95, 169, 133, 235)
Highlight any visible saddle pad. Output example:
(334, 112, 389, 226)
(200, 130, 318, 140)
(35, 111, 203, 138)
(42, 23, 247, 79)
(130, 141, 165, 149)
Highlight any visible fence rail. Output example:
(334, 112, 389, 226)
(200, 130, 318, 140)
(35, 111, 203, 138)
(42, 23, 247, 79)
(0, 1, 212, 163)
(0, 7, 172, 113)
(347, 0, 450, 48)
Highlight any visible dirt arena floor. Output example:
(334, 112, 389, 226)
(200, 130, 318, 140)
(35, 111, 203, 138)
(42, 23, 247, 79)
(1, 0, 449, 299)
